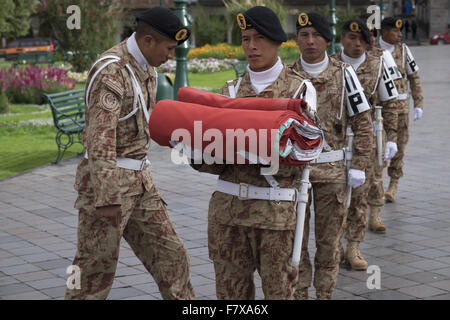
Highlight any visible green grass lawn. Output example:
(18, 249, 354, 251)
(0, 104, 83, 180)
(189, 69, 234, 90)
(0, 125, 84, 180)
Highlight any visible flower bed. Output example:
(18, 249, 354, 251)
(187, 40, 300, 61)
(159, 58, 239, 74)
(0, 66, 76, 104)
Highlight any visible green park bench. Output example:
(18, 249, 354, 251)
(231, 60, 248, 78)
(14, 51, 56, 66)
(43, 89, 85, 164)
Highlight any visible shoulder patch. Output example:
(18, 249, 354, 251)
(99, 90, 121, 112)
(103, 77, 124, 99)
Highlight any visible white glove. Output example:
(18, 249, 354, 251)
(384, 141, 398, 160)
(348, 169, 366, 188)
(414, 107, 423, 121)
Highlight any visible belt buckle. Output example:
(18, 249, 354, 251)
(238, 183, 249, 200)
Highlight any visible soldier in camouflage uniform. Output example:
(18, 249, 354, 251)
(378, 17, 424, 202)
(65, 7, 195, 300)
(332, 20, 399, 271)
(290, 13, 373, 299)
(191, 6, 318, 300)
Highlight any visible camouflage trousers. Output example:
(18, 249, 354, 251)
(65, 188, 195, 300)
(388, 109, 409, 180)
(346, 132, 386, 242)
(295, 183, 347, 298)
(208, 219, 299, 300)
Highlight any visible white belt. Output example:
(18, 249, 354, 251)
(216, 179, 296, 202)
(84, 152, 150, 171)
(310, 149, 347, 164)
(397, 93, 408, 100)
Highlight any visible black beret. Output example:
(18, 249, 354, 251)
(381, 17, 403, 30)
(236, 6, 287, 43)
(296, 12, 332, 42)
(136, 7, 190, 44)
(342, 19, 371, 44)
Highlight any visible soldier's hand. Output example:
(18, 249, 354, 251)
(95, 205, 122, 227)
(414, 107, 423, 121)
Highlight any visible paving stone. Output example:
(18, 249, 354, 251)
(12, 271, 56, 283)
(27, 277, 66, 290)
(410, 248, 449, 259)
(362, 289, 416, 300)
(33, 258, 73, 270)
(428, 280, 450, 291)
(40, 286, 66, 299)
(403, 271, 448, 284)
(0, 264, 41, 276)
(432, 267, 450, 278)
(397, 284, 446, 299)
(0, 276, 19, 286)
(1, 290, 50, 300)
(0, 283, 36, 295)
(408, 260, 449, 271)
(107, 287, 147, 300)
(379, 276, 419, 290)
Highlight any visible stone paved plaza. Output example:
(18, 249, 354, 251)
(1, 45, 450, 300)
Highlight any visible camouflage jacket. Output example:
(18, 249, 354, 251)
(74, 39, 158, 208)
(192, 65, 314, 230)
(380, 42, 424, 114)
(290, 56, 373, 184)
(332, 51, 398, 143)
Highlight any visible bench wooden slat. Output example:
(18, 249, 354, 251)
(50, 93, 85, 104)
(52, 100, 85, 110)
(44, 89, 84, 99)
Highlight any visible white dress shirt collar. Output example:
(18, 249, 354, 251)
(126, 32, 149, 72)
(379, 37, 395, 53)
(341, 51, 366, 71)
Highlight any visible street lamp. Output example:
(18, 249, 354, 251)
(173, 0, 191, 100)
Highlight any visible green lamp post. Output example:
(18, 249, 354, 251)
(329, 0, 338, 54)
(380, 0, 384, 21)
(173, 0, 191, 100)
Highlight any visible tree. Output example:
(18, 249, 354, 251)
(222, 0, 288, 45)
(193, 5, 227, 46)
(38, 0, 123, 72)
(0, 0, 39, 39)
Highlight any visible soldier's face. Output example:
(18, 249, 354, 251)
(341, 31, 368, 58)
(382, 28, 402, 45)
(296, 27, 330, 64)
(142, 35, 178, 67)
(241, 29, 281, 72)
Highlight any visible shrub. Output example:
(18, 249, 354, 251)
(0, 92, 10, 114)
(0, 66, 76, 104)
(193, 6, 228, 46)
